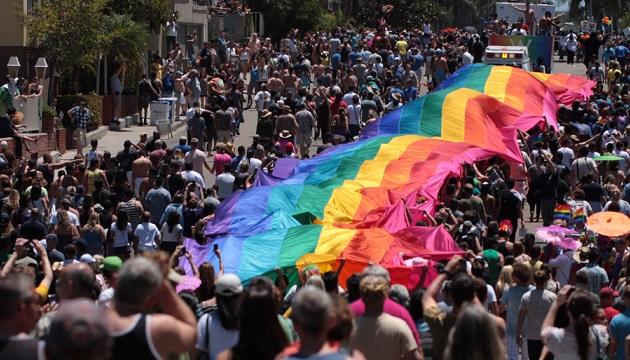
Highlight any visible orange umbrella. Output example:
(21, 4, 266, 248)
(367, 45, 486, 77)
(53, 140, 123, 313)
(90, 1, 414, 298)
(587, 212, 630, 237)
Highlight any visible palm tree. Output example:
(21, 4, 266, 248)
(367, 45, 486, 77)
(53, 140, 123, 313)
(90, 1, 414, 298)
(101, 14, 148, 67)
(555, 0, 622, 27)
(96, 14, 148, 94)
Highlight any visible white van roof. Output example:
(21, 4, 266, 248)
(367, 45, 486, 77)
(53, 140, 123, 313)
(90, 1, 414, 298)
(485, 46, 529, 54)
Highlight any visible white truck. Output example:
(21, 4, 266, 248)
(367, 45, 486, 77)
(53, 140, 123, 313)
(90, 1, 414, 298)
(495, 2, 555, 23)
(484, 45, 533, 71)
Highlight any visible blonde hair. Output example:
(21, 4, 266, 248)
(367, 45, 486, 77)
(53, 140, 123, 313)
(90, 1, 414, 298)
(6, 189, 19, 210)
(57, 210, 71, 229)
(496, 265, 515, 293)
(86, 212, 100, 232)
(305, 275, 325, 291)
(173, 148, 184, 160)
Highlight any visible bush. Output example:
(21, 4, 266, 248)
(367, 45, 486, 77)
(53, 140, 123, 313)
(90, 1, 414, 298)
(56, 94, 103, 128)
(42, 104, 57, 119)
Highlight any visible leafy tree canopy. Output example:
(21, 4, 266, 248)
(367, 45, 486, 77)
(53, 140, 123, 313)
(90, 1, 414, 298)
(106, 0, 172, 25)
(17, 0, 106, 75)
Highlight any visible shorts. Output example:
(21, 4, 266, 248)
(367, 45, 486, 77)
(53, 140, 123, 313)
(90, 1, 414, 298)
(134, 176, 146, 197)
(113, 246, 131, 256)
(75, 127, 87, 147)
(138, 95, 150, 109)
(217, 130, 231, 143)
(295, 133, 312, 148)
(161, 242, 178, 253)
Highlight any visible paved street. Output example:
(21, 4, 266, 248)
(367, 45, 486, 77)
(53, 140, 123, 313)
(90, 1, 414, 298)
(59, 55, 591, 237)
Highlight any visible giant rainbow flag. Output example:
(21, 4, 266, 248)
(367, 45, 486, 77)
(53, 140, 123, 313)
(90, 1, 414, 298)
(181, 64, 594, 288)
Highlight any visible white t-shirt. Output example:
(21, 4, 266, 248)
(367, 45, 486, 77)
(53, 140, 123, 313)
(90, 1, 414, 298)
(347, 104, 362, 125)
(614, 149, 630, 173)
(196, 312, 239, 360)
(484, 284, 498, 310)
(542, 324, 608, 360)
(254, 91, 271, 111)
(110, 222, 132, 248)
(98, 288, 115, 304)
(50, 211, 81, 227)
(557, 147, 575, 168)
(462, 52, 473, 65)
(237, 157, 262, 175)
(184, 150, 208, 179)
(182, 170, 206, 189)
(215, 173, 235, 199)
(134, 222, 160, 252)
(160, 223, 182, 243)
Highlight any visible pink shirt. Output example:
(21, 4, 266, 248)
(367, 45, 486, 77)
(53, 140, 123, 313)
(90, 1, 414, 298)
(213, 153, 232, 175)
(350, 298, 421, 345)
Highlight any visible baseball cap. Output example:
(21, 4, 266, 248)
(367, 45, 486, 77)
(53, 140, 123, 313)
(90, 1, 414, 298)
(46, 233, 58, 242)
(80, 254, 96, 264)
(16, 257, 38, 267)
(216, 274, 243, 296)
(100, 256, 123, 273)
(600, 287, 620, 298)
(214, 142, 227, 150)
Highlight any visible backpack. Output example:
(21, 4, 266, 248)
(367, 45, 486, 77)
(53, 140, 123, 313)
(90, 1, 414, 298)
(163, 75, 174, 92)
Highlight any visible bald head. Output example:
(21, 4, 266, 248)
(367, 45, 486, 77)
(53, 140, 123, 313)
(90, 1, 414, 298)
(46, 299, 111, 360)
(57, 263, 97, 301)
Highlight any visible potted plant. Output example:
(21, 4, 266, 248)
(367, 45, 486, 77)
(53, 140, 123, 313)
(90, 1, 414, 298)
(42, 104, 57, 132)
(87, 115, 100, 132)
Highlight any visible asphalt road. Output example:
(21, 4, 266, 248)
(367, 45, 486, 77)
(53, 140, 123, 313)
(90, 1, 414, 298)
(160, 56, 591, 237)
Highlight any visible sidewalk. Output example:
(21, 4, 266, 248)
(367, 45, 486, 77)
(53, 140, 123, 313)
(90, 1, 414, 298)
(59, 118, 186, 161)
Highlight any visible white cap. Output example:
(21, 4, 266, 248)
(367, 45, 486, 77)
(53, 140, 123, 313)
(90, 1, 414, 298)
(80, 254, 96, 264)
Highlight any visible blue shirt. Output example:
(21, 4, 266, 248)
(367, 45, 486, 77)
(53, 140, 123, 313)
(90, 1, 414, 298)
(604, 48, 616, 63)
(331, 53, 342, 71)
(218, 37, 228, 52)
(173, 144, 191, 155)
(144, 187, 172, 224)
(230, 155, 244, 172)
(615, 46, 629, 59)
(610, 309, 630, 360)
(403, 87, 418, 102)
(500, 285, 535, 335)
(250, 67, 259, 82)
(412, 54, 424, 70)
(391, 66, 405, 81)
(159, 203, 184, 231)
(349, 52, 361, 66)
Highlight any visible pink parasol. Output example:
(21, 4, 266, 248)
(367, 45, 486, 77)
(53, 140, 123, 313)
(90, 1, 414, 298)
(535, 226, 579, 246)
(555, 237, 581, 251)
(176, 275, 202, 294)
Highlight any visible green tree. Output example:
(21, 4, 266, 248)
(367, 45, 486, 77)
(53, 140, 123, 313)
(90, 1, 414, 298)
(106, 0, 172, 25)
(358, 0, 445, 30)
(100, 14, 149, 67)
(247, 0, 328, 40)
(555, 0, 622, 26)
(17, 0, 106, 86)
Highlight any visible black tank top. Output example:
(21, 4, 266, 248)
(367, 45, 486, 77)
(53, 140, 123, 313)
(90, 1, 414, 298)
(112, 314, 159, 360)
(168, 173, 185, 198)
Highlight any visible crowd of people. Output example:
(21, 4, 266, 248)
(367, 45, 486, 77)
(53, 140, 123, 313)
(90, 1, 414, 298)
(4, 6, 630, 359)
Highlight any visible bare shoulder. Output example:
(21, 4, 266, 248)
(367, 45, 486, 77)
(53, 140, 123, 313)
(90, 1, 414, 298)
(216, 349, 233, 360)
